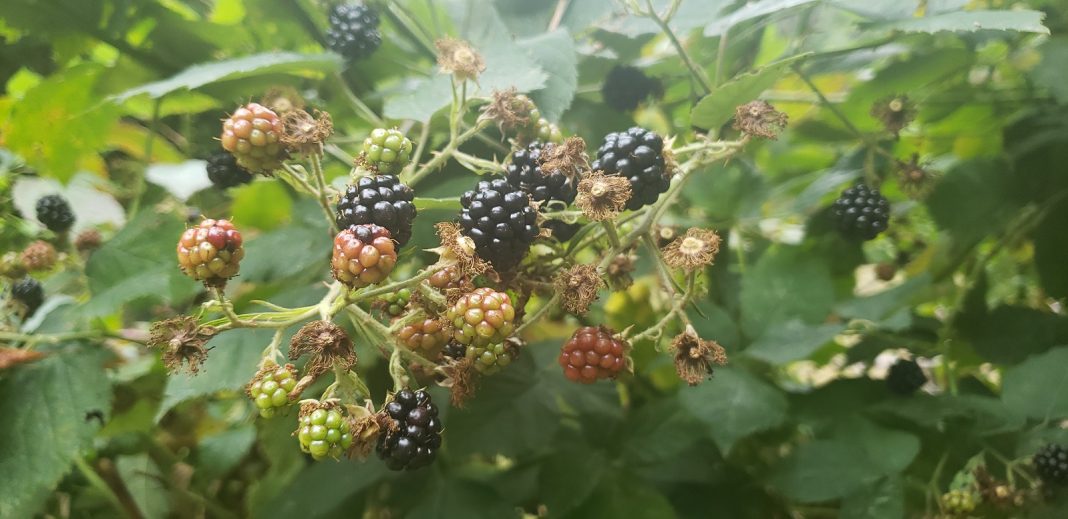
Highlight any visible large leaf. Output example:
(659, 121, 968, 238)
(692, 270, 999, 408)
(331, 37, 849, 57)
(744, 320, 845, 365)
(690, 53, 809, 131)
(0, 346, 111, 518)
(679, 366, 788, 453)
(259, 458, 388, 519)
(703, 0, 819, 37)
(840, 477, 905, 519)
(1001, 346, 1068, 421)
(518, 30, 578, 122)
(863, 10, 1048, 35)
(568, 472, 677, 519)
(739, 245, 835, 338)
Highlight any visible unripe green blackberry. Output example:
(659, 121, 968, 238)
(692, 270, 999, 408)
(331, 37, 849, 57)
(362, 128, 413, 174)
(220, 103, 285, 173)
(378, 288, 411, 317)
(297, 405, 353, 460)
(35, 194, 75, 233)
(467, 339, 518, 374)
(445, 287, 515, 347)
(247, 362, 298, 418)
(941, 489, 978, 515)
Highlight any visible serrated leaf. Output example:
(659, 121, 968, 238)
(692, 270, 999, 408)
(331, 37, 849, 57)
(0, 346, 111, 518)
(519, 30, 577, 122)
(744, 320, 845, 365)
(863, 9, 1048, 35)
(690, 53, 809, 131)
(1001, 346, 1068, 421)
(739, 244, 835, 338)
(679, 367, 788, 453)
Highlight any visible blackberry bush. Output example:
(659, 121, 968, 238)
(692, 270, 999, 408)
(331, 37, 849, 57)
(362, 128, 413, 174)
(176, 219, 245, 287)
(336, 175, 417, 246)
(458, 178, 539, 271)
(330, 224, 397, 289)
(206, 151, 254, 189)
(35, 194, 75, 233)
(326, 3, 381, 61)
(590, 127, 670, 210)
(832, 184, 890, 240)
(377, 389, 442, 470)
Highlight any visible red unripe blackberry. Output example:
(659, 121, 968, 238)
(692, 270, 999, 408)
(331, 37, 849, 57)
(220, 103, 285, 173)
(20, 240, 57, 272)
(559, 326, 627, 384)
(326, 3, 382, 62)
(1035, 444, 1068, 485)
(832, 184, 890, 241)
(590, 127, 669, 210)
(336, 175, 417, 246)
(377, 389, 442, 470)
(330, 224, 397, 289)
(206, 151, 254, 189)
(397, 318, 450, 353)
(458, 178, 539, 271)
(176, 219, 245, 287)
(446, 287, 515, 347)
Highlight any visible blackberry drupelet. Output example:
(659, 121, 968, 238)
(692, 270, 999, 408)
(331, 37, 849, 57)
(326, 3, 381, 61)
(1035, 444, 1068, 485)
(336, 175, 417, 246)
(377, 389, 442, 470)
(832, 184, 891, 241)
(11, 277, 44, 317)
(886, 358, 926, 395)
(602, 65, 659, 112)
(35, 194, 75, 233)
(506, 141, 576, 205)
(206, 152, 254, 189)
(458, 178, 539, 270)
(442, 341, 467, 361)
(590, 127, 669, 210)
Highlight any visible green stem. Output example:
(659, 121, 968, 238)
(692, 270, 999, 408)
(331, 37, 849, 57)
(334, 73, 386, 127)
(309, 154, 339, 234)
(514, 293, 561, 336)
(644, 0, 712, 95)
(73, 457, 138, 519)
(405, 119, 493, 186)
(601, 220, 622, 249)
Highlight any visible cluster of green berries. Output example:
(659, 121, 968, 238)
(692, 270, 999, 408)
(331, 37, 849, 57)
(247, 362, 298, 418)
(378, 288, 411, 317)
(362, 128, 413, 174)
(297, 405, 354, 460)
(941, 489, 978, 515)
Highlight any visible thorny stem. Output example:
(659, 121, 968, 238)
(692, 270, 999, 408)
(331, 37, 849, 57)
(406, 119, 493, 186)
(309, 154, 339, 235)
(0, 329, 144, 347)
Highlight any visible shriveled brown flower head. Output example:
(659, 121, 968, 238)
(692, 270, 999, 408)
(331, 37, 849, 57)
(280, 109, 333, 156)
(149, 316, 216, 375)
(346, 403, 385, 460)
(74, 229, 103, 253)
(605, 251, 636, 291)
(437, 356, 480, 408)
(479, 88, 537, 133)
(436, 37, 485, 82)
(896, 154, 939, 198)
(662, 227, 721, 271)
(576, 171, 632, 221)
(671, 324, 728, 386)
(871, 95, 915, 137)
(262, 85, 305, 114)
(289, 320, 355, 378)
(555, 263, 603, 315)
(654, 225, 678, 248)
(733, 100, 788, 140)
(540, 136, 589, 178)
(433, 222, 490, 279)
(20, 240, 57, 272)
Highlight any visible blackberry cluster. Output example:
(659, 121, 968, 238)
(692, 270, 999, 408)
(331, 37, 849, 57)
(602, 65, 660, 112)
(206, 152, 253, 189)
(832, 184, 890, 241)
(247, 363, 298, 418)
(446, 287, 516, 347)
(559, 326, 627, 383)
(330, 224, 397, 289)
(458, 178, 539, 270)
(590, 127, 669, 210)
(176, 219, 245, 287)
(11, 277, 44, 317)
(326, 3, 381, 61)
(467, 341, 516, 374)
(1034, 444, 1068, 485)
(362, 128, 413, 175)
(886, 358, 926, 395)
(506, 141, 576, 205)
(377, 389, 442, 470)
(35, 194, 75, 233)
(336, 175, 417, 246)
(397, 318, 449, 353)
(297, 406, 353, 460)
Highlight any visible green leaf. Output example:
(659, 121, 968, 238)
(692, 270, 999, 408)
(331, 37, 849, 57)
(744, 320, 845, 365)
(703, 0, 819, 37)
(739, 245, 835, 338)
(259, 458, 389, 519)
(519, 30, 578, 122)
(963, 306, 1061, 364)
(679, 366, 788, 453)
(1001, 346, 1068, 421)
(926, 158, 1019, 244)
(112, 52, 343, 101)
(569, 472, 677, 519)
(1033, 198, 1068, 299)
(239, 200, 331, 283)
(690, 53, 810, 130)
(413, 197, 462, 210)
(840, 477, 905, 519)
(116, 455, 169, 519)
(863, 10, 1048, 35)
(231, 181, 294, 231)
(873, 394, 1025, 436)
(405, 475, 515, 519)
(196, 426, 257, 481)
(1032, 39, 1068, 104)
(539, 443, 607, 517)
(0, 346, 111, 518)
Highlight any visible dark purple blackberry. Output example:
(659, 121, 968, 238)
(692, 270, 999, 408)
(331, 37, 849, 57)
(506, 142, 576, 205)
(832, 184, 890, 241)
(458, 178, 539, 271)
(35, 194, 75, 233)
(602, 65, 661, 112)
(11, 277, 43, 317)
(336, 175, 416, 246)
(206, 152, 253, 189)
(590, 127, 669, 210)
(1035, 444, 1068, 485)
(886, 358, 926, 395)
(442, 341, 467, 361)
(377, 388, 442, 471)
(325, 4, 381, 61)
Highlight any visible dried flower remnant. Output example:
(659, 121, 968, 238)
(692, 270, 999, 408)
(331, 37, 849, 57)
(662, 228, 721, 271)
(435, 38, 485, 82)
(671, 324, 728, 386)
(149, 316, 216, 375)
(289, 320, 356, 378)
(576, 171, 632, 221)
(733, 100, 788, 140)
(555, 264, 603, 315)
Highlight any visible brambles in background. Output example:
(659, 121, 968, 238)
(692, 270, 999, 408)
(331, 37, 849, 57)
(205, 152, 253, 189)
(832, 184, 890, 241)
(280, 109, 333, 156)
(468, 336, 521, 374)
(35, 194, 74, 233)
(176, 219, 245, 288)
(247, 361, 298, 418)
(297, 402, 353, 460)
(397, 318, 450, 354)
(556, 264, 602, 315)
(325, 3, 381, 62)
(941, 489, 978, 515)
(871, 95, 916, 137)
(336, 175, 417, 246)
(733, 100, 788, 140)
(289, 320, 356, 378)
(435, 37, 485, 82)
(886, 358, 927, 395)
(559, 326, 628, 384)
(458, 178, 539, 271)
(148, 316, 215, 375)
(1034, 444, 1068, 485)
(377, 389, 442, 470)
(506, 141, 577, 205)
(446, 287, 515, 347)
(10, 276, 43, 318)
(377, 288, 411, 317)
(662, 227, 721, 272)
(20, 240, 56, 272)
(896, 154, 939, 198)
(361, 128, 413, 175)
(220, 102, 285, 173)
(575, 171, 631, 221)
(602, 64, 661, 112)
(330, 224, 398, 289)
(590, 127, 670, 210)
(671, 324, 728, 386)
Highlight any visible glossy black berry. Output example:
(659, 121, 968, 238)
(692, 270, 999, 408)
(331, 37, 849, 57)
(886, 358, 926, 395)
(602, 65, 660, 112)
(206, 152, 253, 189)
(35, 194, 75, 233)
(590, 127, 669, 210)
(832, 184, 890, 241)
(326, 4, 381, 61)
(11, 277, 44, 317)
(458, 178, 539, 271)
(506, 141, 576, 206)
(1035, 444, 1068, 485)
(377, 389, 442, 471)
(442, 341, 467, 361)
(336, 175, 417, 246)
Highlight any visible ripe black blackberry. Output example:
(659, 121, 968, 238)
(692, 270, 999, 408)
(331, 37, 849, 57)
(442, 341, 467, 361)
(11, 277, 44, 317)
(602, 65, 660, 112)
(886, 358, 926, 395)
(326, 3, 381, 62)
(506, 142, 577, 205)
(336, 175, 417, 246)
(832, 184, 890, 241)
(458, 178, 539, 271)
(377, 389, 442, 471)
(1034, 444, 1068, 485)
(590, 127, 669, 210)
(206, 152, 253, 189)
(35, 194, 75, 233)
